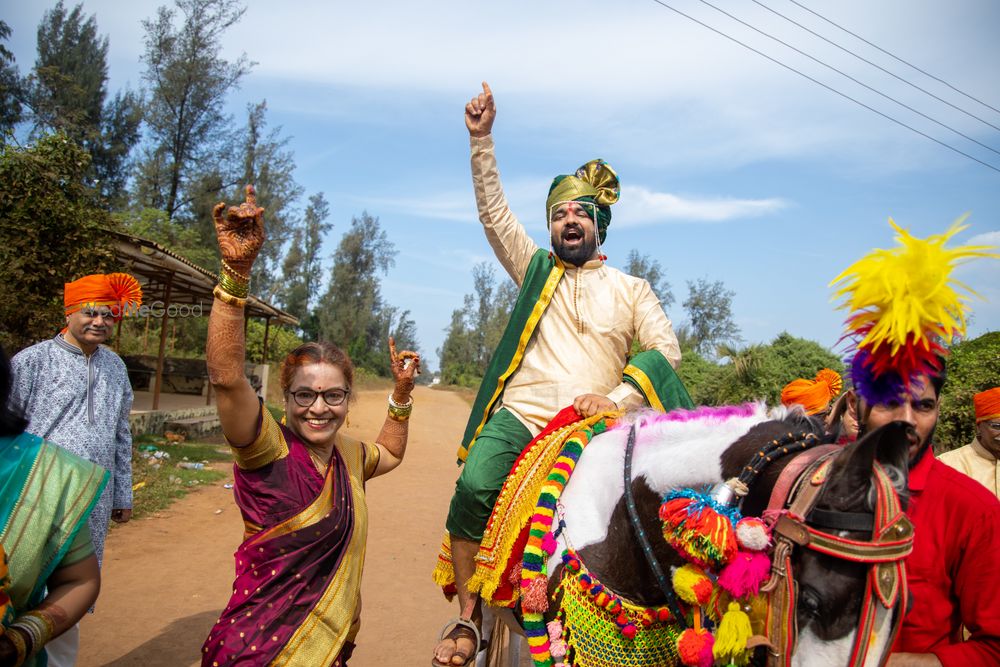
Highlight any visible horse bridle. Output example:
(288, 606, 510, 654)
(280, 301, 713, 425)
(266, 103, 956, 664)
(762, 450, 915, 667)
(624, 424, 914, 666)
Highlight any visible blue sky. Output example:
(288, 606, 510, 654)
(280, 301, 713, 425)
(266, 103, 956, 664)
(5, 0, 999, 371)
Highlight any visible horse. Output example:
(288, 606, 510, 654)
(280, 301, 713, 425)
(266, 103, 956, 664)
(481, 403, 914, 667)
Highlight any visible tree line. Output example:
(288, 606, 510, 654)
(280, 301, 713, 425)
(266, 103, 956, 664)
(438, 250, 842, 404)
(437, 252, 998, 452)
(0, 0, 415, 376)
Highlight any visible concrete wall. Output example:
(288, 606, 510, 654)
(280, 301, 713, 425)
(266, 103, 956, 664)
(129, 406, 218, 437)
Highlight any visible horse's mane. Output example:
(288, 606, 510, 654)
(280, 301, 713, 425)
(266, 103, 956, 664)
(610, 403, 763, 431)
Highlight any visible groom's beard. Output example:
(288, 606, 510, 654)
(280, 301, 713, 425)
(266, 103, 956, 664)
(552, 225, 597, 267)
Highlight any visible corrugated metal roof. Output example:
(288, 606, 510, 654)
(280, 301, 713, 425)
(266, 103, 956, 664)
(109, 229, 299, 326)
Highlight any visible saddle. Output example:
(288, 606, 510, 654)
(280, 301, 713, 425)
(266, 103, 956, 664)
(432, 407, 615, 607)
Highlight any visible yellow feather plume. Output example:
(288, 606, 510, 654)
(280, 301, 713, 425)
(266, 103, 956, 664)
(830, 216, 998, 353)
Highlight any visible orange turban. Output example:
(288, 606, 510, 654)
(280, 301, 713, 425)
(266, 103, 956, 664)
(974, 387, 1000, 423)
(781, 369, 843, 415)
(64, 273, 142, 320)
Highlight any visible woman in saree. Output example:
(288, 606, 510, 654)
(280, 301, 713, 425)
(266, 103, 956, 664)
(0, 345, 107, 667)
(201, 187, 420, 666)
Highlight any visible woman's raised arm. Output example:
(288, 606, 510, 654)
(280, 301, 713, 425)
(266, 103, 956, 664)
(206, 185, 265, 447)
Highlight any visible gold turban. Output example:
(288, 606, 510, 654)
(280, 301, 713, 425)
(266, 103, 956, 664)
(545, 159, 620, 243)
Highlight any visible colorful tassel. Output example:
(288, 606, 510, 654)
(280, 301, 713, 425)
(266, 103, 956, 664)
(717, 550, 772, 598)
(713, 602, 753, 665)
(660, 489, 740, 569)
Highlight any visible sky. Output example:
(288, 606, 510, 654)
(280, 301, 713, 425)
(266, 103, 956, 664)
(4, 0, 1000, 372)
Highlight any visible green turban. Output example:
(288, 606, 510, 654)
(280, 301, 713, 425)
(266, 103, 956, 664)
(545, 159, 620, 244)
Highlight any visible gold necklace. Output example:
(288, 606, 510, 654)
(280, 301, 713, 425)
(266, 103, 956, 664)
(306, 447, 331, 473)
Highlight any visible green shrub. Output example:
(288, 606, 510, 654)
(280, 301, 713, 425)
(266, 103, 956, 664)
(936, 332, 1000, 453)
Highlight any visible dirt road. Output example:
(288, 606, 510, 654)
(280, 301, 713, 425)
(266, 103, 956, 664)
(79, 386, 472, 666)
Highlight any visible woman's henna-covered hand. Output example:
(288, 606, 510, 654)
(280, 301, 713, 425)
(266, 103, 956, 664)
(388, 336, 420, 403)
(213, 184, 265, 277)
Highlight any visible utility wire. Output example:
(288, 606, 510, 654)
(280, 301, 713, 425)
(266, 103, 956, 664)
(751, 0, 1000, 133)
(695, 0, 1000, 158)
(645, 0, 1000, 174)
(788, 0, 1000, 117)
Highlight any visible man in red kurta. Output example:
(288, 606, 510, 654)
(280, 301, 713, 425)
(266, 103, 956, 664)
(852, 371, 1000, 666)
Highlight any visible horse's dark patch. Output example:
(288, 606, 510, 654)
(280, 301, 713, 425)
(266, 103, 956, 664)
(576, 476, 683, 607)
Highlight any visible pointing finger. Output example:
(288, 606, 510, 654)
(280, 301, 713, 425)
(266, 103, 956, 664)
(388, 336, 398, 362)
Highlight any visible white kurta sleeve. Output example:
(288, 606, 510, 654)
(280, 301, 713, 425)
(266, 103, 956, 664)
(471, 134, 539, 284)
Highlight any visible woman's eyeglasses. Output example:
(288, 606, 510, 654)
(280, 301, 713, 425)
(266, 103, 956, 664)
(289, 389, 350, 408)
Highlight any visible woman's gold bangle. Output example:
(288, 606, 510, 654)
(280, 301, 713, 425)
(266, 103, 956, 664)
(219, 270, 250, 298)
(221, 259, 250, 283)
(387, 408, 411, 422)
(214, 284, 247, 308)
(5, 627, 27, 666)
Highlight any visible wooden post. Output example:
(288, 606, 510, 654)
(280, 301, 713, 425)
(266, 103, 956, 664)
(262, 317, 271, 364)
(167, 318, 176, 356)
(142, 313, 151, 354)
(152, 273, 174, 411)
(114, 319, 123, 353)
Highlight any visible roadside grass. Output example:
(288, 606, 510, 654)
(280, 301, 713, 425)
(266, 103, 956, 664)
(129, 434, 231, 520)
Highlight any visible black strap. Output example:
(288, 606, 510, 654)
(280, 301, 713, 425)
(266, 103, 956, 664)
(623, 423, 687, 628)
(807, 508, 875, 533)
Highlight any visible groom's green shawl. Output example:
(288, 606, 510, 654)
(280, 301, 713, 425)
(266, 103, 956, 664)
(457, 249, 693, 461)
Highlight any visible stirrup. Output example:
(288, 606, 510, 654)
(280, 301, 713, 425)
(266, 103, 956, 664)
(432, 617, 484, 667)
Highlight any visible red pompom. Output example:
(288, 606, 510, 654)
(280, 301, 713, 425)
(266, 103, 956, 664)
(621, 623, 638, 639)
(521, 576, 549, 613)
(677, 628, 715, 667)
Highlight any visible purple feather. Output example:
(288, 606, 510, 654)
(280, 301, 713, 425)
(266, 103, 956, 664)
(850, 351, 906, 406)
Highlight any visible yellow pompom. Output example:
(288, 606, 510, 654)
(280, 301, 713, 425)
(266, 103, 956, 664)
(672, 564, 714, 606)
(713, 602, 753, 665)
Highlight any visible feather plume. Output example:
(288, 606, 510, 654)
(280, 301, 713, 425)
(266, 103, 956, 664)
(831, 216, 997, 399)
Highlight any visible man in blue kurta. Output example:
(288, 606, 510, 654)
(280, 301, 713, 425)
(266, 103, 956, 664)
(9, 272, 141, 666)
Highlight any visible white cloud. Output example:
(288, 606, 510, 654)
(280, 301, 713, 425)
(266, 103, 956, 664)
(216, 0, 1000, 173)
(615, 185, 790, 225)
(347, 180, 787, 227)
(353, 191, 475, 223)
(968, 231, 1000, 248)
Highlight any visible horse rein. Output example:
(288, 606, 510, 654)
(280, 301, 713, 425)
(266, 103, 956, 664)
(623, 423, 688, 628)
(762, 451, 914, 667)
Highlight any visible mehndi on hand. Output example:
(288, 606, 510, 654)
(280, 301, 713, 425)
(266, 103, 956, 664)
(388, 336, 420, 402)
(213, 184, 265, 278)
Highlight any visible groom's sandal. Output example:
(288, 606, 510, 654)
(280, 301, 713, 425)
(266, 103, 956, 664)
(432, 617, 485, 667)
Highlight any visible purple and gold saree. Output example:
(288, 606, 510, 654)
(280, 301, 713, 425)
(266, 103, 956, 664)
(202, 408, 378, 666)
